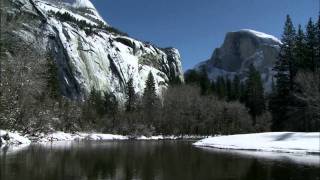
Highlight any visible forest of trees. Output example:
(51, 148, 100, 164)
(0, 13, 319, 136)
(270, 15, 320, 132)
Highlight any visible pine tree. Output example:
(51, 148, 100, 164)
(210, 80, 216, 94)
(80, 88, 105, 129)
(46, 55, 60, 100)
(294, 25, 307, 71)
(281, 15, 297, 90)
(226, 77, 232, 101)
(231, 75, 241, 101)
(305, 18, 318, 72)
(143, 72, 158, 126)
(270, 15, 296, 131)
(199, 68, 210, 95)
(143, 72, 157, 108)
(184, 70, 200, 85)
(125, 78, 136, 112)
(169, 76, 182, 86)
(316, 16, 320, 70)
(244, 64, 265, 124)
(90, 88, 105, 117)
(104, 92, 118, 130)
(239, 82, 246, 103)
(216, 76, 226, 99)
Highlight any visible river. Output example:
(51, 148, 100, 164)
(0, 140, 319, 180)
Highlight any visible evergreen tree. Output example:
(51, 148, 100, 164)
(239, 82, 246, 103)
(104, 92, 119, 130)
(81, 88, 105, 129)
(199, 68, 210, 95)
(226, 77, 232, 101)
(210, 80, 216, 94)
(270, 15, 296, 131)
(294, 25, 307, 70)
(281, 15, 297, 90)
(143, 72, 158, 126)
(216, 76, 226, 99)
(46, 55, 60, 100)
(231, 75, 241, 101)
(125, 78, 136, 112)
(316, 16, 320, 69)
(305, 18, 318, 72)
(244, 64, 265, 124)
(90, 88, 105, 117)
(169, 76, 182, 86)
(184, 70, 200, 85)
(143, 72, 157, 107)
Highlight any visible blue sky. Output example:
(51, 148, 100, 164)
(91, 0, 318, 71)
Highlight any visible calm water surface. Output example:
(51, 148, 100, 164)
(0, 141, 319, 180)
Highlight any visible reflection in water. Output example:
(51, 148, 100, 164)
(0, 141, 319, 180)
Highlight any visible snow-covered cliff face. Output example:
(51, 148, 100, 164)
(2, 0, 184, 100)
(195, 29, 281, 92)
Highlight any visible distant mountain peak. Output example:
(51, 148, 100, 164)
(192, 29, 281, 93)
(72, 0, 95, 9)
(238, 29, 282, 44)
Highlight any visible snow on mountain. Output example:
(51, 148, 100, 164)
(3, 0, 183, 100)
(36, 0, 107, 26)
(194, 29, 281, 92)
(72, 0, 95, 9)
(70, 0, 106, 24)
(239, 29, 282, 44)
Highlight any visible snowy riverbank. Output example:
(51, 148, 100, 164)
(0, 130, 207, 147)
(194, 132, 320, 155)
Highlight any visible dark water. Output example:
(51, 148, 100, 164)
(0, 141, 319, 180)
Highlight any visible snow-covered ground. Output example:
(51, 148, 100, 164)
(194, 132, 320, 154)
(0, 130, 31, 146)
(0, 129, 206, 148)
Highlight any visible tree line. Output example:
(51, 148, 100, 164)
(270, 15, 320, 132)
(79, 71, 264, 136)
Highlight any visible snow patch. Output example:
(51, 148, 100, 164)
(239, 29, 282, 44)
(194, 132, 320, 155)
(72, 0, 95, 9)
(37, 132, 128, 143)
(0, 130, 31, 146)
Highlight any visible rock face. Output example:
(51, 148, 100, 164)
(2, 0, 184, 100)
(195, 29, 281, 92)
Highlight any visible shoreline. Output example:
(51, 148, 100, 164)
(0, 129, 209, 148)
(193, 132, 320, 155)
